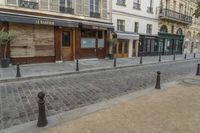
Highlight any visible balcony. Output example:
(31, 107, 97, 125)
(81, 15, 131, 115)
(90, 12, 100, 18)
(60, 6, 74, 14)
(18, 0, 39, 9)
(159, 8, 192, 24)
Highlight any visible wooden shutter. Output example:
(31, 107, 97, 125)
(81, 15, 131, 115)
(102, 0, 107, 19)
(40, 0, 49, 10)
(50, 0, 59, 12)
(6, 0, 17, 5)
(83, 0, 90, 16)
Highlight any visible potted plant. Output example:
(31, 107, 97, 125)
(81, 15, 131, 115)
(0, 28, 16, 68)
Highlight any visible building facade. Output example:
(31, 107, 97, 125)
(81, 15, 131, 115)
(159, 0, 200, 55)
(112, 0, 160, 58)
(0, 0, 113, 64)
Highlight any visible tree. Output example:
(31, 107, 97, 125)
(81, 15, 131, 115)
(0, 28, 16, 59)
(193, 2, 200, 18)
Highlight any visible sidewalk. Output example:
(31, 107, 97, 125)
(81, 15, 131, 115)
(37, 77, 200, 133)
(0, 53, 199, 82)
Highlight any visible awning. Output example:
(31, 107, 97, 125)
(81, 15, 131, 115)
(116, 31, 139, 40)
(0, 12, 78, 27)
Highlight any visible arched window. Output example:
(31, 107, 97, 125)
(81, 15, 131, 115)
(176, 28, 183, 35)
(160, 25, 168, 33)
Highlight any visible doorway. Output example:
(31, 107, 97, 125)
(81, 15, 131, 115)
(114, 39, 129, 58)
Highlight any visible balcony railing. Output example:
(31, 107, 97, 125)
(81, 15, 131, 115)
(159, 8, 192, 24)
(90, 12, 100, 18)
(133, 3, 141, 10)
(60, 6, 74, 14)
(18, 0, 39, 9)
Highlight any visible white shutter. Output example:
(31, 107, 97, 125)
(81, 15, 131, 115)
(50, 0, 59, 12)
(6, 0, 17, 6)
(40, 0, 49, 10)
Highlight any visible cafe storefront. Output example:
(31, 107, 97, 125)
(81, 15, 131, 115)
(0, 12, 112, 64)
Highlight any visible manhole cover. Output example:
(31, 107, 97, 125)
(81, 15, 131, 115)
(182, 78, 200, 86)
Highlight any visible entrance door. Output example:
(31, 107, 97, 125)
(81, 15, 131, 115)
(61, 31, 73, 61)
(114, 39, 129, 58)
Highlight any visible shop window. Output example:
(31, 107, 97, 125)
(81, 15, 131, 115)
(98, 31, 105, 48)
(81, 30, 96, 48)
(62, 32, 70, 47)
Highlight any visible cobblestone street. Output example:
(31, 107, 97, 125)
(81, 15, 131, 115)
(0, 59, 199, 130)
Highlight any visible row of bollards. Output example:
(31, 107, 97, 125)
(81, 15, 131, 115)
(36, 63, 200, 128)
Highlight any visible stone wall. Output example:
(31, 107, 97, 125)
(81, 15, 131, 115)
(9, 23, 55, 58)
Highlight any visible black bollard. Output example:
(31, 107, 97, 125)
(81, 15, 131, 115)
(159, 54, 161, 62)
(173, 52, 176, 61)
(37, 91, 48, 127)
(16, 63, 21, 78)
(196, 64, 200, 76)
(76, 60, 79, 71)
(194, 53, 196, 58)
(140, 52, 143, 64)
(113, 57, 117, 67)
(184, 54, 187, 60)
(155, 71, 161, 89)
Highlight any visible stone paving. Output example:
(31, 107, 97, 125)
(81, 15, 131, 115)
(0, 59, 199, 130)
(0, 53, 199, 81)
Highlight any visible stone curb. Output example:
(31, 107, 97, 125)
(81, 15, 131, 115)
(0, 58, 199, 84)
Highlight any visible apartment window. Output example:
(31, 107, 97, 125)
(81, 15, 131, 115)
(60, 0, 74, 14)
(90, 0, 99, 13)
(117, 0, 126, 6)
(19, 0, 39, 9)
(179, 4, 183, 14)
(117, 20, 125, 31)
(134, 22, 139, 33)
(133, 0, 140, 10)
(146, 24, 152, 34)
(147, 0, 153, 13)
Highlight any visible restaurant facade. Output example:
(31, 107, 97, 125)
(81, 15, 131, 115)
(0, 0, 113, 64)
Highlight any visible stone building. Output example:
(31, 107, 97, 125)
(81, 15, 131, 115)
(159, 0, 200, 55)
(112, 0, 160, 58)
(0, 0, 113, 64)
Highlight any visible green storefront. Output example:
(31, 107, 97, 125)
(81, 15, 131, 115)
(158, 32, 184, 55)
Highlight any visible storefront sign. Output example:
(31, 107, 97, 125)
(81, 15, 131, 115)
(35, 20, 54, 26)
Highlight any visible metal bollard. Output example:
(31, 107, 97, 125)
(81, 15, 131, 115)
(194, 53, 196, 58)
(159, 54, 161, 62)
(196, 64, 200, 76)
(37, 91, 48, 127)
(155, 71, 161, 89)
(184, 54, 187, 60)
(173, 52, 176, 61)
(113, 57, 117, 67)
(76, 60, 79, 71)
(16, 63, 21, 78)
(140, 53, 143, 64)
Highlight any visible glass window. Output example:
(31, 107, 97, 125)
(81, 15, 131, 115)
(118, 40, 123, 54)
(124, 40, 128, 53)
(62, 32, 70, 47)
(81, 30, 96, 48)
(133, 0, 140, 9)
(134, 22, 139, 33)
(117, 19, 125, 31)
(90, 0, 99, 13)
(146, 24, 152, 34)
(98, 31, 105, 48)
(117, 0, 126, 5)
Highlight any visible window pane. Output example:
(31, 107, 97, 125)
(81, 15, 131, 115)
(81, 30, 96, 48)
(118, 40, 123, 53)
(98, 31, 104, 48)
(62, 32, 70, 47)
(124, 40, 128, 53)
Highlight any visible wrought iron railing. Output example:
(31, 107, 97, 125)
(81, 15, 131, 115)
(18, 0, 39, 9)
(90, 12, 100, 18)
(159, 8, 192, 24)
(60, 6, 74, 14)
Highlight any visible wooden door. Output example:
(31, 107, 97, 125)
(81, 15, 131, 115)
(61, 31, 73, 61)
(114, 39, 129, 58)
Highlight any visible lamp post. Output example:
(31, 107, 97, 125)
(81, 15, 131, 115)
(139, 41, 143, 64)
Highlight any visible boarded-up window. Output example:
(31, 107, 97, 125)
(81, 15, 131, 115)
(40, 0, 49, 10)
(6, 0, 17, 6)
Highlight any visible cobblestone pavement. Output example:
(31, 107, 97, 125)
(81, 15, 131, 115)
(0, 53, 199, 81)
(0, 59, 199, 130)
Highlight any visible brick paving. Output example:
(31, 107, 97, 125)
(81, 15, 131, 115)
(0, 53, 199, 81)
(0, 59, 199, 130)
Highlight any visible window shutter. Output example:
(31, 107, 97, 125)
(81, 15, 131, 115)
(7, 0, 17, 5)
(40, 0, 49, 10)
(50, 0, 59, 12)
(84, 0, 90, 16)
(102, 0, 107, 18)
